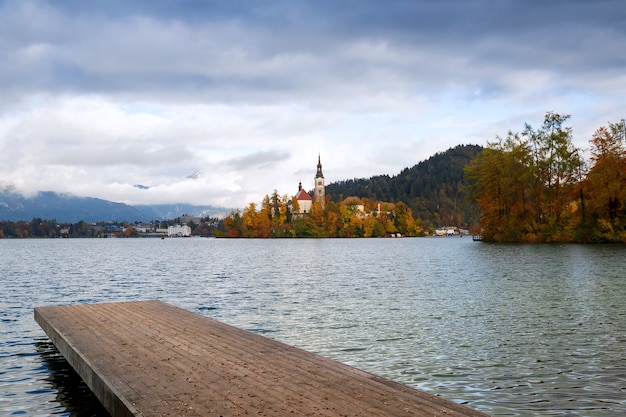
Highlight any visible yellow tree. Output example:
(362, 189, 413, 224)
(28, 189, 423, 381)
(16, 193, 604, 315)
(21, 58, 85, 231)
(242, 202, 257, 237)
(255, 204, 272, 238)
(325, 209, 341, 237)
(393, 201, 418, 236)
(384, 219, 396, 235)
(310, 201, 326, 236)
(348, 215, 364, 237)
(362, 215, 377, 237)
(279, 197, 290, 225)
(291, 196, 300, 215)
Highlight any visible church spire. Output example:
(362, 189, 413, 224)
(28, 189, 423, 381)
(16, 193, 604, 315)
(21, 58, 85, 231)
(314, 154, 325, 209)
(315, 154, 324, 179)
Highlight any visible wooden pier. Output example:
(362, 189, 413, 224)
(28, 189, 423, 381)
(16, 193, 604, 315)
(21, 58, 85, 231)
(35, 300, 490, 416)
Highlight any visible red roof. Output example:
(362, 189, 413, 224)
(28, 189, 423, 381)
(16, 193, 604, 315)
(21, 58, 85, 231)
(295, 189, 312, 201)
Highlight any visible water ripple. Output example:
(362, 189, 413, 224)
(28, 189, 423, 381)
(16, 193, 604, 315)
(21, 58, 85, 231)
(1, 238, 624, 416)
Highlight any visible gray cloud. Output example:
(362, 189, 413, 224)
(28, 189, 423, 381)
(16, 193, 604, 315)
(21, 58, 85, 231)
(1, 0, 625, 207)
(225, 150, 291, 170)
(3, 0, 623, 101)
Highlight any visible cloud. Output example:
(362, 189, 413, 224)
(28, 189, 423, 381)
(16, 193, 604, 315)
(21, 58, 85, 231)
(225, 150, 290, 171)
(1, 0, 625, 208)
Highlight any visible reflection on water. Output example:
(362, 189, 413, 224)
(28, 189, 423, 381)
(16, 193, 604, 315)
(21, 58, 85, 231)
(36, 340, 109, 417)
(1, 238, 624, 416)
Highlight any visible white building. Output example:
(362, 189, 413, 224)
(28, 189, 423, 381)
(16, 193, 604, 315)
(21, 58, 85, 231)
(293, 182, 313, 215)
(343, 196, 365, 217)
(167, 225, 191, 237)
(435, 227, 457, 236)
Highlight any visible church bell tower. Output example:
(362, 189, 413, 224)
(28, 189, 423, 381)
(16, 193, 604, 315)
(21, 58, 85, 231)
(314, 154, 325, 209)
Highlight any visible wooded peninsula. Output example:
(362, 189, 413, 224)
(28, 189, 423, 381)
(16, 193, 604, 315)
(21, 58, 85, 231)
(224, 112, 625, 243)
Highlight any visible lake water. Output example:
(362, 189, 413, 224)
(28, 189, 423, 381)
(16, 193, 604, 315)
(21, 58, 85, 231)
(1, 237, 624, 416)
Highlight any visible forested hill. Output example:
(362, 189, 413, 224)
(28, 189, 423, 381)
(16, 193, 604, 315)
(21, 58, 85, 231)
(325, 144, 483, 228)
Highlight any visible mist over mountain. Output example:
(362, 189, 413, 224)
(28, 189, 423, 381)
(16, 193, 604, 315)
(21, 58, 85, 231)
(135, 204, 228, 221)
(0, 191, 229, 223)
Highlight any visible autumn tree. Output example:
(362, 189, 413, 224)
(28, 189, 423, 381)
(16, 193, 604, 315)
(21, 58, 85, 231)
(224, 209, 243, 237)
(221, 185, 426, 238)
(362, 215, 377, 237)
(585, 121, 626, 241)
(324, 201, 342, 237)
(309, 201, 326, 237)
(467, 112, 590, 242)
(123, 225, 134, 237)
(523, 112, 582, 238)
(256, 205, 272, 238)
(291, 196, 300, 215)
(466, 146, 508, 240)
(393, 201, 422, 236)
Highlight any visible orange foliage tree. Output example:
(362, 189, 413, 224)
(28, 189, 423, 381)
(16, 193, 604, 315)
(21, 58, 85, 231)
(467, 113, 626, 242)
(223, 189, 424, 238)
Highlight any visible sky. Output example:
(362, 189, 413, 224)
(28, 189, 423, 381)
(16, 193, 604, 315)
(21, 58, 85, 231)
(1, 0, 625, 209)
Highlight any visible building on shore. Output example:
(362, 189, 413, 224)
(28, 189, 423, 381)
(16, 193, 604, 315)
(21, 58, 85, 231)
(167, 224, 191, 237)
(290, 155, 325, 217)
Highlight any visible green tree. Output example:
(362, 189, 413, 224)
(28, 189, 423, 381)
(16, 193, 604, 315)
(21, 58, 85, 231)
(270, 190, 283, 224)
(523, 112, 582, 238)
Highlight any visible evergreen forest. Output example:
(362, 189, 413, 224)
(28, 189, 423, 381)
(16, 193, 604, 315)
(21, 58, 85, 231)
(326, 144, 482, 229)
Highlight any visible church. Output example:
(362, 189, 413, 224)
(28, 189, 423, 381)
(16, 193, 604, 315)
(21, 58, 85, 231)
(291, 155, 325, 216)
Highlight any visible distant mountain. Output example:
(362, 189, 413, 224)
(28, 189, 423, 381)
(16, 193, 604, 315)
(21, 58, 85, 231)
(325, 144, 483, 227)
(0, 191, 230, 223)
(0, 191, 146, 223)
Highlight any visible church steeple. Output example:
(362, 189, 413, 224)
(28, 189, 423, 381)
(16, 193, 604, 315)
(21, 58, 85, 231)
(314, 154, 325, 209)
(315, 154, 324, 179)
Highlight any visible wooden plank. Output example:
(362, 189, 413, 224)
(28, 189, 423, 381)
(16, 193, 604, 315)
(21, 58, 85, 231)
(35, 300, 491, 417)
